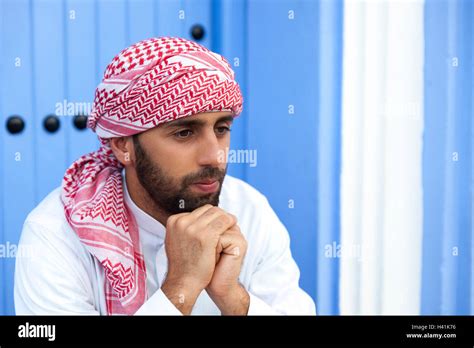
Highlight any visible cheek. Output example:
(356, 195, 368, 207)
(218, 135, 231, 161)
(219, 134, 231, 148)
(153, 143, 196, 176)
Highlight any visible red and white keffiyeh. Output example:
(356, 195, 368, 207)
(61, 37, 243, 315)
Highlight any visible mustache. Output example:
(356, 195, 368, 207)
(181, 167, 226, 187)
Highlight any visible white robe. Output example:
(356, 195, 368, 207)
(14, 174, 316, 315)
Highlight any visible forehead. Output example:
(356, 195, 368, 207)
(160, 111, 234, 128)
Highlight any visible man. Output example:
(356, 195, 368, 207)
(14, 37, 315, 315)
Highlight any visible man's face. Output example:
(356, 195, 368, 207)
(132, 111, 233, 215)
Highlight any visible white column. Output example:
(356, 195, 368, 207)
(340, 0, 424, 315)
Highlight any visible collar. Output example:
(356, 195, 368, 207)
(122, 171, 166, 240)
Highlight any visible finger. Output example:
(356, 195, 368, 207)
(225, 224, 241, 234)
(192, 208, 236, 235)
(169, 204, 215, 229)
(205, 212, 237, 236)
(188, 204, 215, 220)
(215, 225, 238, 263)
(166, 212, 189, 228)
(215, 245, 222, 264)
(218, 231, 246, 257)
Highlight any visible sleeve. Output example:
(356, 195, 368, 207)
(135, 290, 182, 315)
(246, 198, 317, 315)
(14, 221, 100, 315)
(14, 221, 182, 315)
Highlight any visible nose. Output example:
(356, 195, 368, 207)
(196, 129, 223, 168)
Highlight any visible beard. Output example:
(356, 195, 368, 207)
(133, 135, 227, 215)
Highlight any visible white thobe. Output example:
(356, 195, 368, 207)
(14, 174, 316, 315)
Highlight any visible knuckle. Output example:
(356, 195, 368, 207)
(175, 217, 189, 231)
(224, 214, 234, 225)
(236, 233, 247, 248)
(185, 224, 196, 235)
(203, 206, 219, 217)
(197, 233, 208, 246)
(166, 215, 176, 229)
(209, 218, 224, 230)
(227, 213, 238, 225)
(218, 213, 231, 225)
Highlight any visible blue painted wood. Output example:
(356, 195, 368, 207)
(316, 0, 342, 315)
(33, 0, 68, 202)
(127, 0, 155, 45)
(471, 5, 474, 316)
(183, 0, 211, 48)
(0, 0, 36, 315)
(0, 0, 5, 314)
(246, 0, 321, 307)
(97, 0, 127, 82)
(422, 0, 473, 315)
(421, 0, 447, 315)
(65, 0, 100, 164)
(440, 0, 472, 315)
(154, 0, 184, 38)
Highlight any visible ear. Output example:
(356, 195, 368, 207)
(110, 136, 135, 166)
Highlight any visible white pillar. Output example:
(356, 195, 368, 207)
(340, 0, 424, 315)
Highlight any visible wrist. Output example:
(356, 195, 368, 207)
(207, 283, 250, 315)
(161, 276, 203, 315)
(206, 280, 240, 299)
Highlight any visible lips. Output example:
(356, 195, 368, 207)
(191, 179, 219, 193)
(194, 179, 217, 185)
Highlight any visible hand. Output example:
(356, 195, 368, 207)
(206, 224, 250, 315)
(161, 205, 237, 314)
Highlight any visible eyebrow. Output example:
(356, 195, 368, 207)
(162, 115, 234, 130)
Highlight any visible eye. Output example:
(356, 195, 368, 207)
(215, 126, 231, 135)
(174, 129, 193, 139)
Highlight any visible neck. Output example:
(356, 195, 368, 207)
(124, 168, 169, 227)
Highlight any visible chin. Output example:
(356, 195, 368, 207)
(178, 191, 221, 212)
